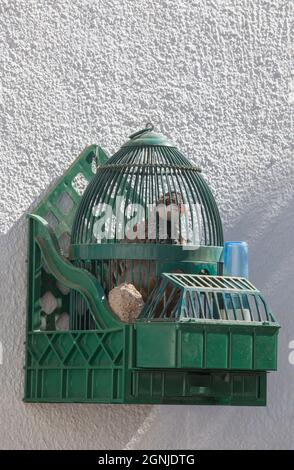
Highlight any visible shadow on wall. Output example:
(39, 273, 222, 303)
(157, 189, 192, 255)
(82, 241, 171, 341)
(0, 208, 153, 450)
(123, 192, 294, 450)
(0, 190, 294, 449)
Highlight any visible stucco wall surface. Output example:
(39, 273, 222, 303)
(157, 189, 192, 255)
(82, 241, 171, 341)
(0, 0, 293, 449)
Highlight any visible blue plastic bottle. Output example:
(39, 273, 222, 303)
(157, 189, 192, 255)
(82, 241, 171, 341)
(223, 241, 249, 279)
(223, 241, 250, 320)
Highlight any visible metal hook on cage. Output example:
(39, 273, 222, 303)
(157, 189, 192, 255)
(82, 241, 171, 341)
(129, 122, 154, 140)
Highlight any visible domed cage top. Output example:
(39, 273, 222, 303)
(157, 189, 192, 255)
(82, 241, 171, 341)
(72, 124, 223, 247)
(24, 125, 280, 406)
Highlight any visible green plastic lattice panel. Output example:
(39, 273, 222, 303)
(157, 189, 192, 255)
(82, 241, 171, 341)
(25, 328, 126, 403)
(27, 145, 108, 333)
(34, 145, 108, 251)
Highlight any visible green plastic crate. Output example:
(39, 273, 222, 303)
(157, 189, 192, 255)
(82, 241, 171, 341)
(25, 128, 280, 406)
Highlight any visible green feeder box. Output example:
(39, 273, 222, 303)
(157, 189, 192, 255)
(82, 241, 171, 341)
(25, 124, 280, 405)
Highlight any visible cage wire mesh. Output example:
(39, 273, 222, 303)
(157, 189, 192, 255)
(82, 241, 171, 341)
(70, 130, 224, 328)
(139, 274, 277, 323)
(72, 145, 223, 246)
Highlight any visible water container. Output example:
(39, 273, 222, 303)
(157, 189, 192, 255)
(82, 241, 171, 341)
(223, 241, 249, 279)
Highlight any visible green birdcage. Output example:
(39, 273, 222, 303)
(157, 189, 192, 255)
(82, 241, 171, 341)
(25, 124, 280, 405)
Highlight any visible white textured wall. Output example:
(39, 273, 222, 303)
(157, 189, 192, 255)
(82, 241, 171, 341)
(0, 0, 293, 449)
